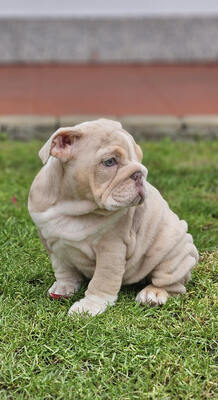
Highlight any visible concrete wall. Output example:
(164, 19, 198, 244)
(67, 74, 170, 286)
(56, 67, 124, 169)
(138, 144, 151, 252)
(1, 0, 218, 17)
(1, 1, 218, 63)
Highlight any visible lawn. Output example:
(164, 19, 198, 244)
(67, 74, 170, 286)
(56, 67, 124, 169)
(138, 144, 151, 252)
(0, 139, 217, 399)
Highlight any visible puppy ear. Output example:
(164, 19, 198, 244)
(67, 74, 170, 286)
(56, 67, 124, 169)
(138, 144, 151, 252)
(39, 127, 82, 164)
(135, 144, 143, 162)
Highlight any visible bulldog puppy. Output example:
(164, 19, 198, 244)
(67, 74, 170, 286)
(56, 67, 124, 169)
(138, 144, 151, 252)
(28, 119, 198, 316)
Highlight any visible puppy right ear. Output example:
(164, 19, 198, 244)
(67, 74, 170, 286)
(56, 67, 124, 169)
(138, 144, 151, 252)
(39, 127, 82, 164)
(135, 144, 143, 162)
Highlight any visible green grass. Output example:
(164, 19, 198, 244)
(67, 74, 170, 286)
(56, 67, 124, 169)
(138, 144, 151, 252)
(0, 139, 217, 399)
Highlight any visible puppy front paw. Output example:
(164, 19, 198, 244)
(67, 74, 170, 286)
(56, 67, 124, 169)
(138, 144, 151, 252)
(68, 294, 117, 316)
(136, 284, 169, 306)
(48, 280, 82, 299)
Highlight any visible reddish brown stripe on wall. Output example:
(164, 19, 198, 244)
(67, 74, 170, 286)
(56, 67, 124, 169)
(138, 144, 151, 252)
(0, 63, 218, 116)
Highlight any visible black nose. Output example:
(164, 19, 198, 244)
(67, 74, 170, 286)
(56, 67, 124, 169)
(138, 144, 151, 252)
(130, 171, 142, 182)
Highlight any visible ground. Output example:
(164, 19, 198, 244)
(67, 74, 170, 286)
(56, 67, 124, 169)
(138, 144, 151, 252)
(0, 139, 217, 399)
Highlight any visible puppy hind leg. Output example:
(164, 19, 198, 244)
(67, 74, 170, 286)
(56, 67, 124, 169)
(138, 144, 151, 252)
(49, 254, 83, 299)
(136, 256, 196, 307)
(136, 284, 169, 307)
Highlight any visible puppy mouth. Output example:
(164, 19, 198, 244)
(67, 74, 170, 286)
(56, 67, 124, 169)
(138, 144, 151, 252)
(139, 183, 146, 197)
(138, 192, 145, 204)
(128, 184, 146, 207)
(135, 178, 146, 203)
(133, 190, 145, 206)
(100, 172, 147, 210)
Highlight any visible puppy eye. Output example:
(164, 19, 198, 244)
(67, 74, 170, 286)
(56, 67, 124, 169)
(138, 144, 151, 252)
(102, 158, 117, 167)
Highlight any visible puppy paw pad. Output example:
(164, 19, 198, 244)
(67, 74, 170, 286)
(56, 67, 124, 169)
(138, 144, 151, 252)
(48, 280, 82, 298)
(68, 296, 108, 316)
(136, 286, 168, 307)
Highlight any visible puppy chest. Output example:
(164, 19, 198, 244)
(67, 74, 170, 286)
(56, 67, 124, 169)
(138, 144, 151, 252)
(53, 239, 96, 278)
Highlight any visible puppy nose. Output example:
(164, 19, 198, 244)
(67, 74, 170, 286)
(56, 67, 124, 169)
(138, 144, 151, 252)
(130, 171, 143, 182)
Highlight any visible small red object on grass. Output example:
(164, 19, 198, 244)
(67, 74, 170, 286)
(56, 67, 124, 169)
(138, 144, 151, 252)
(49, 292, 70, 299)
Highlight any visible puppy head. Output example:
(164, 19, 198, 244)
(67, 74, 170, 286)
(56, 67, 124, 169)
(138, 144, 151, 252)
(39, 119, 147, 211)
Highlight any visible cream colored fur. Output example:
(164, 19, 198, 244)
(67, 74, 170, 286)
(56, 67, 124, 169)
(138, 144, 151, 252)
(28, 119, 198, 316)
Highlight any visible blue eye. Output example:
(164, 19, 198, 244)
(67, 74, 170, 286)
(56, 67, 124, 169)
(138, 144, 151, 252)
(103, 158, 117, 167)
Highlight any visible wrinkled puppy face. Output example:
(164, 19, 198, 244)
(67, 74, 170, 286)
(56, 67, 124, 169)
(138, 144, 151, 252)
(91, 131, 147, 211)
(39, 119, 147, 211)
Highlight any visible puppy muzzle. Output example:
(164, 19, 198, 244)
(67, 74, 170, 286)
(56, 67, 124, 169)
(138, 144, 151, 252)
(100, 163, 147, 210)
(130, 171, 146, 203)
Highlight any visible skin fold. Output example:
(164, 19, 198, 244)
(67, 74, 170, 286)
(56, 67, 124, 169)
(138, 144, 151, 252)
(28, 119, 199, 316)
